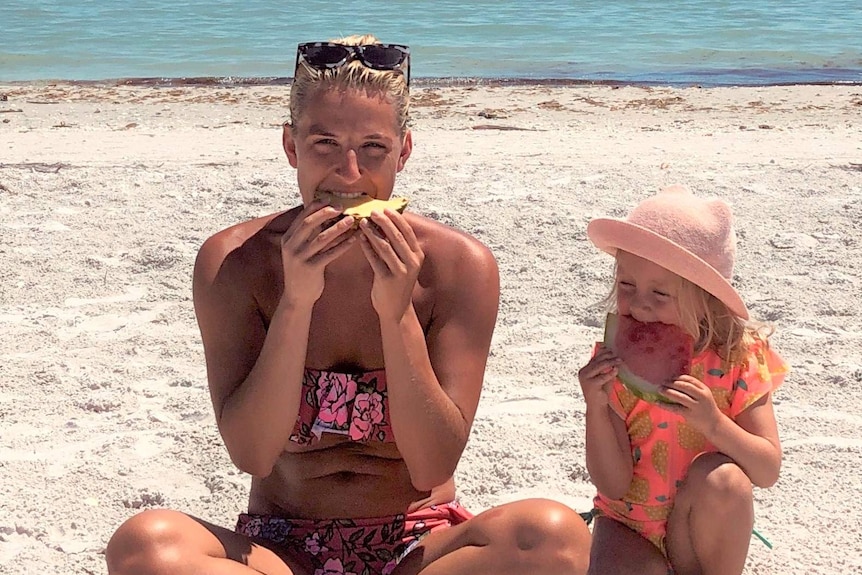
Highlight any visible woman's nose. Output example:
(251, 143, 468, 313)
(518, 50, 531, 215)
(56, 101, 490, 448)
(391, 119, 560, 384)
(338, 149, 361, 180)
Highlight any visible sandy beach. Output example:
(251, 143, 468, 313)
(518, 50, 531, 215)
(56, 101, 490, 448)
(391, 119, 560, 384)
(1, 81, 861, 575)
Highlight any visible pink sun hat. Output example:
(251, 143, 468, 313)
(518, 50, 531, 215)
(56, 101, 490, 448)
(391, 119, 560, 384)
(587, 184, 749, 319)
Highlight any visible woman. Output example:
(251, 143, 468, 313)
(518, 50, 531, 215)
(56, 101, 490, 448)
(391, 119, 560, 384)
(105, 34, 590, 575)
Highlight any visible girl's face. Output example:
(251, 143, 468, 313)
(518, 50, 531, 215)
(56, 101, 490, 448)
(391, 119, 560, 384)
(615, 251, 682, 326)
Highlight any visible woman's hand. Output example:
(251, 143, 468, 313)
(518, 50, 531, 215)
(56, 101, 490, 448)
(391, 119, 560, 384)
(659, 375, 723, 437)
(578, 345, 621, 408)
(280, 200, 357, 308)
(358, 209, 424, 323)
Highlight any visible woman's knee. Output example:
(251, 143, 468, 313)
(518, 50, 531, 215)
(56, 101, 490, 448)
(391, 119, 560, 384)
(473, 498, 591, 573)
(105, 509, 193, 574)
(527, 499, 591, 548)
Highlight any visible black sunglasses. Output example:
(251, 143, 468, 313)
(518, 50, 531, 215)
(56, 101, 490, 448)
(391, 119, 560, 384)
(295, 42, 411, 85)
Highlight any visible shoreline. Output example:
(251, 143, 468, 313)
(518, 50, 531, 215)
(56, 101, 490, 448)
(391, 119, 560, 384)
(2, 73, 862, 90)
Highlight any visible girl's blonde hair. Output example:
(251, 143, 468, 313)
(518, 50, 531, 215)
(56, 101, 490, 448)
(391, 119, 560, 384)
(288, 34, 410, 135)
(604, 256, 773, 364)
(675, 277, 773, 364)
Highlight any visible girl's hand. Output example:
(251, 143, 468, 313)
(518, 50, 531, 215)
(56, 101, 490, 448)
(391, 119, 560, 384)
(659, 375, 723, 437)
(280, 200, 358, 308)
(358, 209, 424, 323)
(577, 345, 621, 408)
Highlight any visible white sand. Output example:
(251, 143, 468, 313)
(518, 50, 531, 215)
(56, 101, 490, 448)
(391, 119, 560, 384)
(1, 82, 861, 574)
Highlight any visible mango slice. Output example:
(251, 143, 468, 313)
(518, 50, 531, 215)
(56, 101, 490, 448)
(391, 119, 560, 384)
(318, 193, 409, 222)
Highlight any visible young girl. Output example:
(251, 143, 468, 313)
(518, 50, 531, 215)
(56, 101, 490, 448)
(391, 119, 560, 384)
(578, 185, 787, 575)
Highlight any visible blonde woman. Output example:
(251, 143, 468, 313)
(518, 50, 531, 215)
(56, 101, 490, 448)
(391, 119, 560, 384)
(106, 35, 590, 575)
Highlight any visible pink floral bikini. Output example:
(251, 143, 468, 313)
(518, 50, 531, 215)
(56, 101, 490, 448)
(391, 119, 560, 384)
(288, 368, 395, 444)
(235, 369, 472, 575)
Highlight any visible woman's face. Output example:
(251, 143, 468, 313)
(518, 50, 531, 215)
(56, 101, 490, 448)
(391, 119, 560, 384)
(615, 251, 682, 326)
(282, 87, 412, 206)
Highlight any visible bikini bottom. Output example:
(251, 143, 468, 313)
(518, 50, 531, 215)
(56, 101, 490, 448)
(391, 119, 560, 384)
(236, 501, 473, 575)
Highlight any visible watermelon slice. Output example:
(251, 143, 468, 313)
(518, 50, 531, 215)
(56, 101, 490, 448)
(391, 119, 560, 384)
(603, 313, 694, 404)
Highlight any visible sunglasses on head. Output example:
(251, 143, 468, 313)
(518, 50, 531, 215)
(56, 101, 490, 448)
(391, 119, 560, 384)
(295, 42, 411, 85)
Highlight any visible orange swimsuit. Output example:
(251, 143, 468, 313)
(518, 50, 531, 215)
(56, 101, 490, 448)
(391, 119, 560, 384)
(593, 340, 788, 555)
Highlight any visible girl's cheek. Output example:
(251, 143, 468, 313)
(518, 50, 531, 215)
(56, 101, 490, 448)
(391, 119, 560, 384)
(616, 297, 630, 314)
(669, 305, 685, 326)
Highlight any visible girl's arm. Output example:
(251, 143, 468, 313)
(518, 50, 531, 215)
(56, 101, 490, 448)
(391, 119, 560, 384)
(579, 345, 633, 498)
(706, 393, 782, 487)
(662, 375, 781, 488)
(585, 405, 634, 499)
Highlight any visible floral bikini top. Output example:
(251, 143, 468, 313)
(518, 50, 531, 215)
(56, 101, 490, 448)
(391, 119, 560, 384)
(289, 368, 395, 445)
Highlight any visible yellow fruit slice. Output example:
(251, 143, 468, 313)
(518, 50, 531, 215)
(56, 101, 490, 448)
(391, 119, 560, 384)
(318, 193, 409, 222)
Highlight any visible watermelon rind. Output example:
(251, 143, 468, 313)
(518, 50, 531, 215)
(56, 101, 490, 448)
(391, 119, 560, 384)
(617, 366, 677, 404)
(603, 313, 679, 405)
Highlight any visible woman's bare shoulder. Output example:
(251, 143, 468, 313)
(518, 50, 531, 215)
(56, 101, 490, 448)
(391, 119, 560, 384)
(194, 209, 295, 282)
(408, 213, 498, 295)
(409, 213, 496, 266)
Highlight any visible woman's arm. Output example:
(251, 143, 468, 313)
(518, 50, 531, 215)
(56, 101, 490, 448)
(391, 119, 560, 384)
(194, 206, 357, 478)
(193, 230, 311, 478)
(362, 212, 499, 491)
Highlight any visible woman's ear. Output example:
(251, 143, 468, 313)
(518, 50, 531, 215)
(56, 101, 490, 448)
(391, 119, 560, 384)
(282, 122, 298, 168)
(397, 130, 413, 172)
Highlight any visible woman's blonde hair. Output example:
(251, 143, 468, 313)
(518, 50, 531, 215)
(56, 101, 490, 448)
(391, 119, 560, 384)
(288, 34, 410, 135)
(603, 256, 773, 364)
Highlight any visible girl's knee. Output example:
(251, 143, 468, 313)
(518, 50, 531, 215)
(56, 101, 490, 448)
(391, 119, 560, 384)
(682, 453, 753, 509)
(589, 518, 668, 575)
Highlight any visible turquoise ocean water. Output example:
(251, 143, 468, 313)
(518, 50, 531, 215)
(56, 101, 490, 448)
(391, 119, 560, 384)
(1, 0, 860, 86)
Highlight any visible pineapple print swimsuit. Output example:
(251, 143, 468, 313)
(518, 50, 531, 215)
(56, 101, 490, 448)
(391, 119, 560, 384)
(593, 340, 787, 555)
